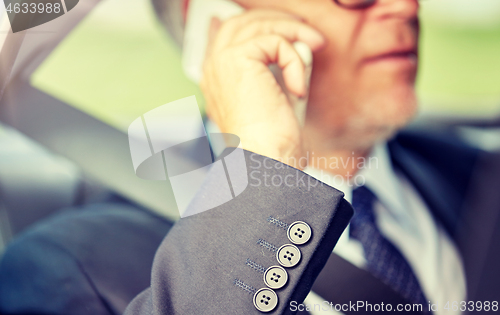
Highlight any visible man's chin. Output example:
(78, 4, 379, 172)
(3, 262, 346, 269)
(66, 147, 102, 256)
(345, 87, 418, 148)
(367, 85, 418, 127)
(331, 126, 400, 152)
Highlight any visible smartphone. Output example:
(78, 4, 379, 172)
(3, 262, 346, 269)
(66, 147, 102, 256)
(182, 0, 312, 126)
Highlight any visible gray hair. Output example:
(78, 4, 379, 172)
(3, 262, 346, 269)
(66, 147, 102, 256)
(151, 0, 184, 47)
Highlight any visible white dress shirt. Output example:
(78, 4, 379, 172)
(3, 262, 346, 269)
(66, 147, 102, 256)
(302, 143, 466, 315)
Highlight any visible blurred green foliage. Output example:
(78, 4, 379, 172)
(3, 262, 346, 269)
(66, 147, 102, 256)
(417, 13, 500, 114)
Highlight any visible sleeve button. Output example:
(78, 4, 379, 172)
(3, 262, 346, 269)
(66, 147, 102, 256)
(263, 265, 288, 289)
(287, 221, 312, 245)
(276, 244, 301, 267)
(253, 288, 278, 312)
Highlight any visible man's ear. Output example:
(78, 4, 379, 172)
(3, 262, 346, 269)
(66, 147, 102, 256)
(182, 0, 190, 24)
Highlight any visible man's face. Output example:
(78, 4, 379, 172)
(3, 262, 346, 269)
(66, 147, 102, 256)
(235, 0, 420, 150)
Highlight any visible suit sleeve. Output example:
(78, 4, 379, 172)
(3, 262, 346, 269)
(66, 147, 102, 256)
(125, 149, 353, 315)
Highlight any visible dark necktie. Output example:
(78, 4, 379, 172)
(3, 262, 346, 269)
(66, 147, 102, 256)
(349, 185, 428, 307)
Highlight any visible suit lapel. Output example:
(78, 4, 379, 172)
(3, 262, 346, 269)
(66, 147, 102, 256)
(387, 133, 468, 238)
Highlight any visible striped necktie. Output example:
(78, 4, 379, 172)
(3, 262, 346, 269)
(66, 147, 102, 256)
(349, 185, 429, 308)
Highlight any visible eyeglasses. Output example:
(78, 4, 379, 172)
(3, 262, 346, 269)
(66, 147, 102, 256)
(334, 0, 376, 9)
(335, 0, 424, 9)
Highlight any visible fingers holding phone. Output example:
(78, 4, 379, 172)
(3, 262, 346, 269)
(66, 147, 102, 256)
(199, 9, 325, 169)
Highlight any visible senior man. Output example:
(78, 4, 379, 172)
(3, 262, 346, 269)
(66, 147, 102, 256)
(125, 0, 471, 314)
(0, 0, 490, 314)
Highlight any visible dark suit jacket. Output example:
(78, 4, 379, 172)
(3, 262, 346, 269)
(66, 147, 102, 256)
(1, 129, 498, 315)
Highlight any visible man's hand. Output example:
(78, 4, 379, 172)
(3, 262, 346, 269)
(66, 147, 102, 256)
(200, 10, 325, 170)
